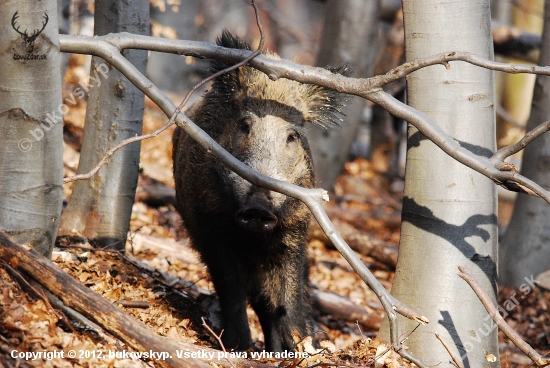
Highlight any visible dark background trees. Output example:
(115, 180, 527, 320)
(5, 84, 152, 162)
(499, 0, 550, 288)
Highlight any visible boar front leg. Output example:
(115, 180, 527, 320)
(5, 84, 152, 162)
(201, 248, 252, 351)
(251, 248, 312, 352)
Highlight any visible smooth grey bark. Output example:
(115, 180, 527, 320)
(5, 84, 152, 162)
(57, 0, 71, 77)
(0, 1, 63, 257)
(369, 16, 405, 176)
(306, 0, 380, 189)
(499, 0, 550, 287)
(380, 1, 499, 366)
(491, 0, 512, 25)
(59, 0, 148, 249)
(146, 1, 199, 94)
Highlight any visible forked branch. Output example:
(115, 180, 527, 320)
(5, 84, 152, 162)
(59, 8, 429, 368)
(59, 34, 550, 203)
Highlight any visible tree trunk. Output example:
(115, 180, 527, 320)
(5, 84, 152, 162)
(0, 1, 64, 257)
(59, 0, 149, 249)
(147, 0, 199, 94)
(306, 0, 380, 189)
(369, 12, 405, 176)
(380, 1, 499, 366)
(58, 0, 71, 77)
(499, 0, 550, 287)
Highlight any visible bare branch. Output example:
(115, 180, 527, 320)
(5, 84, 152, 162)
(59, 34, 550, 203)
(59, 24, 429, 367)
(378, 324, 427, 368)
(435, 333, 465, 368)
(369, 51, 550, 89)
(489, 120, 550, 196)
(492, 167, 549, 198)
(62, 35, 550, 93)
(493, 120, 550, 161)
(201, 318, 236, 368)
(458, 266, 549, 367)
(368, 90, 550, 202)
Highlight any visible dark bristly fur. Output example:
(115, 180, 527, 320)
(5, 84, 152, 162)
(172, 31, 347, 352)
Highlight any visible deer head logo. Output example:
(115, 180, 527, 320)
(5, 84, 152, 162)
(12, 11, 49, 53)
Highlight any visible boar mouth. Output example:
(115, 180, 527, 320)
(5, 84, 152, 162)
(235, 207, 278, 232)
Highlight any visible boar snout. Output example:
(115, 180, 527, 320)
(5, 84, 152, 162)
(235, 190, 278, 231)
(235, 207, 278, 231)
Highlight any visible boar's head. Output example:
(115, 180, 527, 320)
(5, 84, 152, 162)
(190, 31, 348, 234)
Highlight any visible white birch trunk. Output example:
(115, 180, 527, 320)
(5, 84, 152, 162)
(0, 0, 63, 256)
(381, 1, 499, 366)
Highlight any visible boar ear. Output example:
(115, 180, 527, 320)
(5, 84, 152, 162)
(303, 65, 351, 129)
(209, 30, 251, 76)
(216, 30, 252, 52)
(208, 30, 252, 100)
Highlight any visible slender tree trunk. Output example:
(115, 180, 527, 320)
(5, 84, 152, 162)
(306, 0, 380, 189)
(499, 0, 550, 287)
(0, 1, 63, 257)
(380, 1, 499, 366)
(59, 0, 149, 249)
(369, 13, 405, 176)
(147, 0, 199, 94)
(57, 0, 71, 77)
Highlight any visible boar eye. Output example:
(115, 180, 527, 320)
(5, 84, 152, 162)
(239, 118, 251, 135)
(287, 131, 300, 143)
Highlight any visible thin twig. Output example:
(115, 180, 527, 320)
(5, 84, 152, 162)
(355, 321, 367, 341)
(435, 333, 465, 368)
(458, 265, 549, 366)
(201, 317, 236, 368)
(388, 323, 427, 367)
(367, 89, 550, 204)
(368, 51, 550, 90)
(374, 324, 421, 362)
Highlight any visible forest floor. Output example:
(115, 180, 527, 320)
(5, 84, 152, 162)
(1, 57, 549, 368)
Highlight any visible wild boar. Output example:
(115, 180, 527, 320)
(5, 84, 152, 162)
(173, 31, 346, 352)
